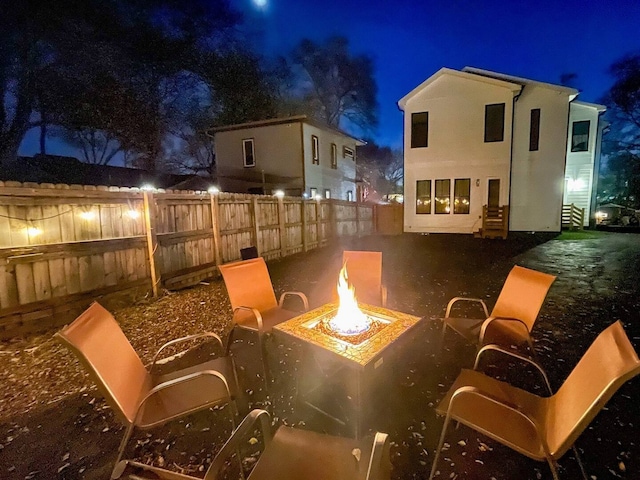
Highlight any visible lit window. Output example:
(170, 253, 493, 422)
(331, 143, 337, 169)
(243, 139, 255, 167)
(347, 190, 353, 201)
(324, 189, 331, 199)
(434, 179, 451, 214)
(453, 179, 470, 214)
(485, 103, 505, 142)
(411, 112, 428, 148)
(416, 180, 431, 214)
(312, 135, 319, 164)
(571, 120, 590, 152)
(310, 187, 317, 198)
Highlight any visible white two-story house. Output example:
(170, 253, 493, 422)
(399, 67, 605, 234)
(212, 115, 363, 200)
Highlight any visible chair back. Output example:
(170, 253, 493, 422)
(342, 251, 383, 306)
(548, 320, 640, 457)
(490, 265, 556, 332)
(219, 257, 278, 314)
(55, 302, 150, 425)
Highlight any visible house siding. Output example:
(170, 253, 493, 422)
(215, 121, 305, 194)
(302, 123, 357, 200)
(402, 73, 515, 233)
(509, 86, 571, 232)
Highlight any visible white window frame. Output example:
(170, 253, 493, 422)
(343, 146, 354, 159)
(331, 143, 337, 169)
(242, 138, 255, 168)
(347, 190, 353, 201)
(324, 189, 331, 199)
(312, 135, 319, 164)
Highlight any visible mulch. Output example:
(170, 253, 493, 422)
(1, 231, 639, 479)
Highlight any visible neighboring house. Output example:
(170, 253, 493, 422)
(398, 67, 606, 234)
(212, 115, 363, 200)
(564, 101, 607, 226)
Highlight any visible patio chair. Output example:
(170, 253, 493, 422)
(218, 257, 309, 382)
(55, 302, 241, 479)
(113, 409, 392, 480)
(429, 320, 640, 480)
(342, 251, 387, 307)
(441, 265, 556, 355)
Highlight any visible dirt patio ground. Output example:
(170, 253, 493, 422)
(1, 230, 639, 479)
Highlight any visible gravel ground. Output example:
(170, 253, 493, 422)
(1, 230, 639, 479)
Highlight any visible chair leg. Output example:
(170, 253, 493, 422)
(438, 321, 448, 355)
(428, 415, 452, 480)
(572, 445, 589, 480)
(111, 423, 135, 479)
(545, 456, 560, 480)
(257, 332, 271, 393)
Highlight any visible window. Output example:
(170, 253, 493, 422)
(347, 190, 353, 201)
(343, 146, 354, 159)
(454, 179, 470, 214)
(411, 112, 429, 148)
(310, 187, 318, 199)
(484, 103, 505, 142)
(529, 108, 540, 151)
(571, 120, 590, 152)
(242, 139, 255, 167)
(416, 180, 431, 214)
(324, 189, 331, 199)
(331, 143, 337, 169)
(434, 179, 451, 214)
(311, 135, 319, 164)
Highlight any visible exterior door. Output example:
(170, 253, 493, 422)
(487, 179, 500, 217)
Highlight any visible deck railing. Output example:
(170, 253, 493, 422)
(481, 205, 509, 239)
(562, 203, 585, 230)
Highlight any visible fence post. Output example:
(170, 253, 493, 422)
(328, 199, 336, 239)
(277, 195, 286, 258)
(209, 192, 222, 265)
(143, 191, 161, 297)
(301, 199, 308, 252)
(355, 201, 360, 236)
(252, 196, 261, 256)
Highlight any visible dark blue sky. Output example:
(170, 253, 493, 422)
(234, 0, 640, 148)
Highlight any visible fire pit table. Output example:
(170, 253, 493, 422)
(274, 302, 423, 438)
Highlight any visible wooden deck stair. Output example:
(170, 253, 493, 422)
(479, 205, 509, 239)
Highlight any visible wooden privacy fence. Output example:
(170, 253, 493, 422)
(0, 181, 373, 338)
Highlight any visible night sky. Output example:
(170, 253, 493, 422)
(19, 0, 640, 158)
(235, 0, 640, 147)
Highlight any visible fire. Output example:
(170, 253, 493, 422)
(328, 263, 372, 335)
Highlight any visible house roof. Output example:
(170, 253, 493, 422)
(398, 67, 523, 110)
(462, 67, 580, 99)
(572, 100, 607, 113)
(210, 115, 365, 145)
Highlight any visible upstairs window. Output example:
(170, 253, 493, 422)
(411, 112, 429, 148)
(310, 187, 317, 198)
(312, 135, 319, 164)
(416, 180, 431, 214)
(453, 179, 470, 214)
(571, 120, 590, 152)
(434, 179, 451, 214)
(242, 139, 255, 167)
(484, 103, 505, 142)
(331, 143, 338, 169)
(343, 146, 354, 159)
(324, 189, 331, 199)
(347, 190, 353, 201)
(529, 108, 540, 151)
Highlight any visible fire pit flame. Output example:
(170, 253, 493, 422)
(327, 263, 372, 336)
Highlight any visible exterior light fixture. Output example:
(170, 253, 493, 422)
(274, 190, 285, 198)
(140, 183, 156, 192)
(315, 194, 323, 201)
(208, 186, 220, 194)
(79, 211, 96, 220)
(302, 192, 309, 199)
(25, 226, 43, 237)
(126, 210, 140, 219)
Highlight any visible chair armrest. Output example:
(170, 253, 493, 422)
(366, 432, 391, 480)
(445, 297, 489, 318)
(150, 332, 224, 373)
(134, 370, 232, 427)
(206, 409, 273, 479)
(474, 344, 553, 395)
(447, 385, 552, 459)
(278, 291, 309, 311)
(478, 316, 530, 345)
(233, 306, 264, 331)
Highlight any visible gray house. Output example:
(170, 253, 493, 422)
(212, 116, 363, 199)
